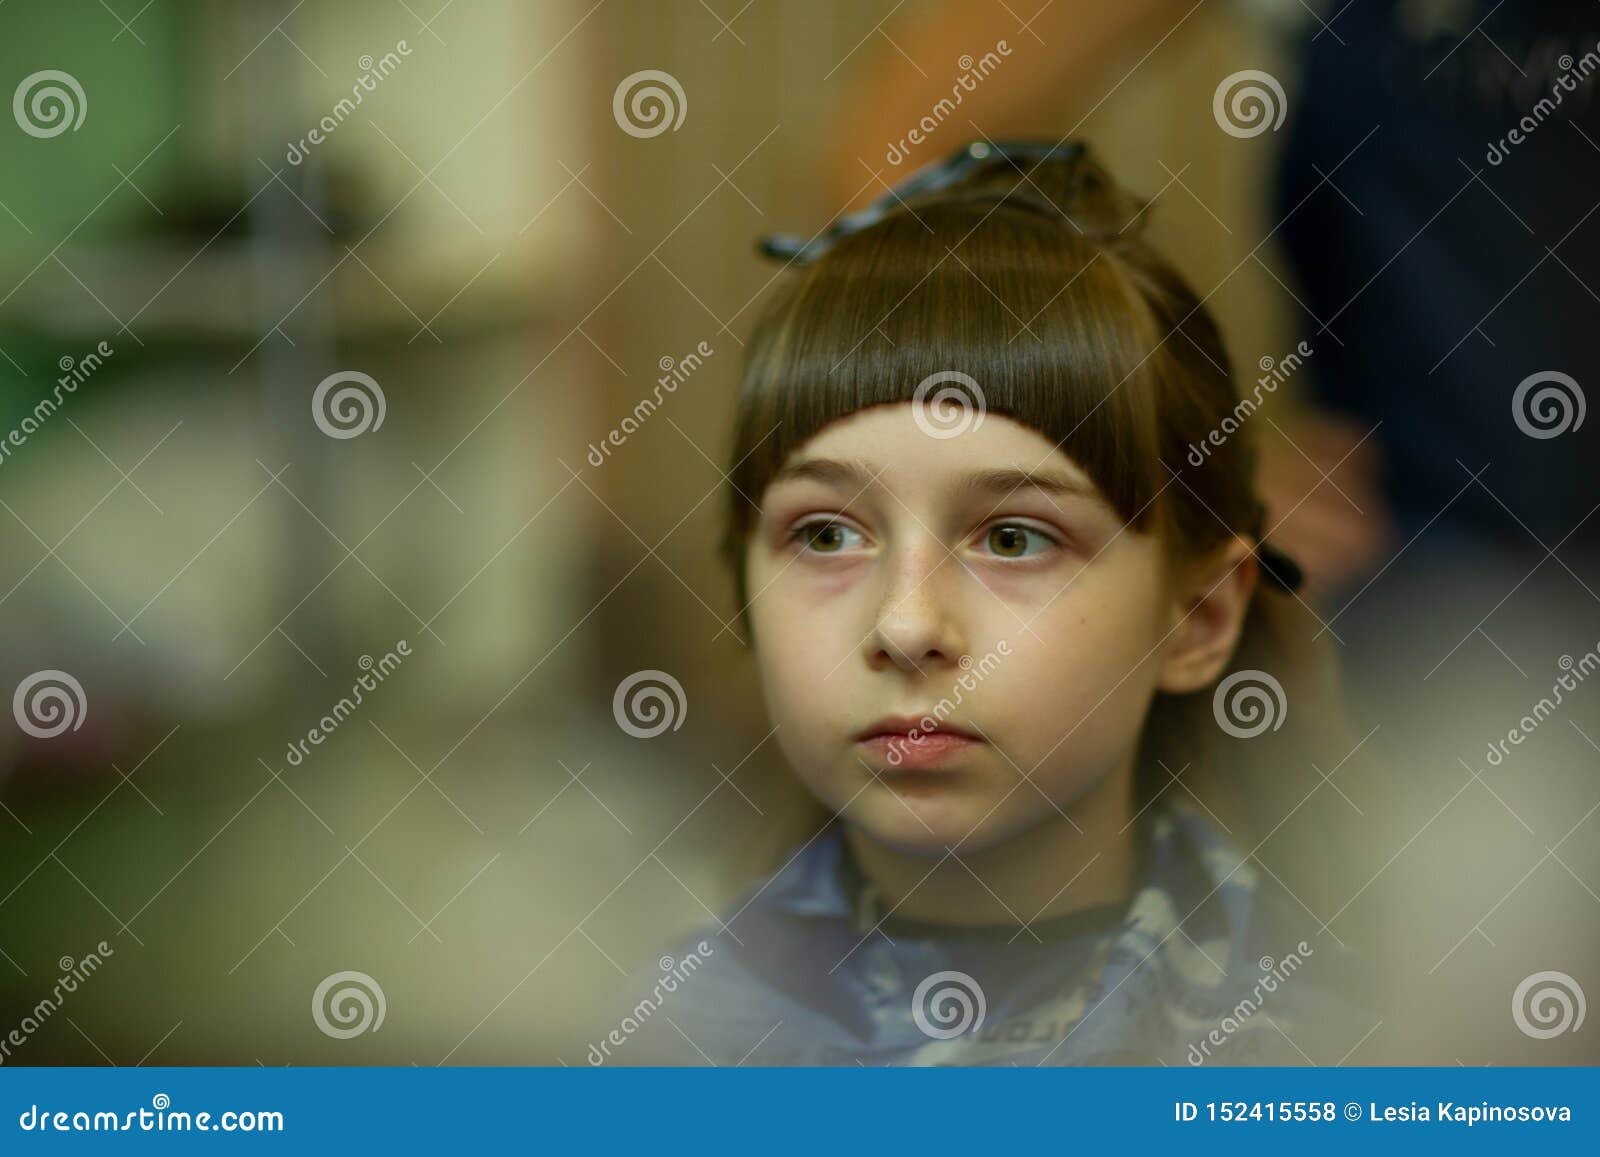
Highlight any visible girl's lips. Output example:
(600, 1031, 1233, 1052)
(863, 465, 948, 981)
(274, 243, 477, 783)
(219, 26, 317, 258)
(857, 731, 982, 770)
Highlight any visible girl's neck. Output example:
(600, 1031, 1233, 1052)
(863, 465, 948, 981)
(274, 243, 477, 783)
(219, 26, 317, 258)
(843, 754, 1140, 928)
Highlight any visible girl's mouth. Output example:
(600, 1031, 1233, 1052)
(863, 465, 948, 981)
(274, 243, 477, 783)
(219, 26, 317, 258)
(856, 728, 984, 770)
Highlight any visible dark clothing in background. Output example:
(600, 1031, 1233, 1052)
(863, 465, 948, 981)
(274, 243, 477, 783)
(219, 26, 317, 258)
(1279, 0, 1600, 550)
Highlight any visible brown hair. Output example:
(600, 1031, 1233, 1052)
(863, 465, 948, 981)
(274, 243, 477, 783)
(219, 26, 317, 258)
(720, 143, 1356, 842)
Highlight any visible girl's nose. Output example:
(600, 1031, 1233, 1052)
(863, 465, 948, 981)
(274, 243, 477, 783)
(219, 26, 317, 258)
(865, 547, 966, 675)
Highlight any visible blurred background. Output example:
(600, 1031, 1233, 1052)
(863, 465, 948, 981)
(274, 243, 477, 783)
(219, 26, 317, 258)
(0, 0, 1596, 1065)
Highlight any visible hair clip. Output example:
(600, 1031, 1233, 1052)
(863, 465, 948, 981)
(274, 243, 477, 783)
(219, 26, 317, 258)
(758, 139, 1088, 266)
(1255, 540, 1305, 594)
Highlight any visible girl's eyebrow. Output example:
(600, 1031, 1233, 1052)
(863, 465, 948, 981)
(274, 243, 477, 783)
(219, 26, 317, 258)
(955, 466, 1106, 505)
(771, 457, 1106, 504)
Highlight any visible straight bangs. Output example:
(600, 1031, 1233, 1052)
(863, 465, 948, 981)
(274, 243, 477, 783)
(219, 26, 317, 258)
(724, 197, 1185, 571)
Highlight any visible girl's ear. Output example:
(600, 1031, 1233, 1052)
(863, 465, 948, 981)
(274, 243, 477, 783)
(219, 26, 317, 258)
(1157, 535, 1260, 694)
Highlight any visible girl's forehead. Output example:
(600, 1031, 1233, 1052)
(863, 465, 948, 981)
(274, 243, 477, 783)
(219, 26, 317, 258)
(777, 401, 1098, 487)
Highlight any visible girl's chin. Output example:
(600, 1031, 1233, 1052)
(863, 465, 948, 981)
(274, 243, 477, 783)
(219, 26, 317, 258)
(845, 793, 996, 857)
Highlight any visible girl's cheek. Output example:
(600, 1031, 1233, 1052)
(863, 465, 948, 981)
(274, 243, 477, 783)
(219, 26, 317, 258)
(770, 555, 870, 602)
(967, 561, 1089, 613)
(806, 565, 866, 601)
(765, 637, 844, 718)
(1008, 584, 1143, 676)
(756, 580, 856, 662)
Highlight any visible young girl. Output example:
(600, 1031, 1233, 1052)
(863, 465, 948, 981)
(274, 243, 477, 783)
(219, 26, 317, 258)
(605, 140, 1377, 1067)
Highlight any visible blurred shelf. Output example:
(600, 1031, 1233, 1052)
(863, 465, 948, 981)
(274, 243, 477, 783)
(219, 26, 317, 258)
(0, 234, 553, 355)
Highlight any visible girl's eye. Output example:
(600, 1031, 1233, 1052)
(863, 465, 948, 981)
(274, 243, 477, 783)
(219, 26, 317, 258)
(793, 519, 865, 554)
(981, 522, 1056, 559)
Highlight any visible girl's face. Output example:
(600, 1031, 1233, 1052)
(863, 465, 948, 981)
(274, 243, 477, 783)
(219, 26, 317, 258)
(745, 402, 1242, 858)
